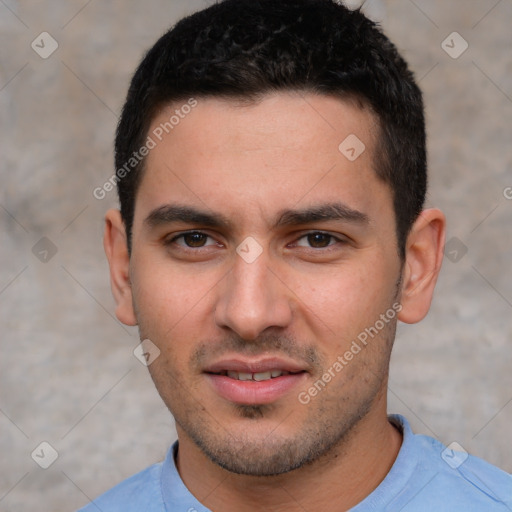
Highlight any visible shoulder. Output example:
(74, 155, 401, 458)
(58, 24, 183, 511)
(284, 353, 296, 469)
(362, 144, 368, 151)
(77, 461, 165, 512)
(416, 433, 511, 506)
(388, 415, 512, 511)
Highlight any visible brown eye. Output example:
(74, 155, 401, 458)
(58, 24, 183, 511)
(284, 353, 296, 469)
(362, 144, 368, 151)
(306, 233, 334, 248)
(182, 232, 209, 247)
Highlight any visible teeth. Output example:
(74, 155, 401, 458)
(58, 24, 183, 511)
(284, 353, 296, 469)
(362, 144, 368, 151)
(224, 370, 288, 381)
(253, 371, 272, 381)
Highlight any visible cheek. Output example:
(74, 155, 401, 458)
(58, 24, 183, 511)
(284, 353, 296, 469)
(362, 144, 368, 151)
(131, 258, 207, 327)
(289, 257, 397, 343)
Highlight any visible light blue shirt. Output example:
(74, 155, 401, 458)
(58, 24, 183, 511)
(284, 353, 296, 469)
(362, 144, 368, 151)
(78, 415, 512, 511)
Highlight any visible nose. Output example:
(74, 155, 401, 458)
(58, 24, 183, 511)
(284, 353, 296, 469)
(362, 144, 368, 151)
(214, 248, 293, 340)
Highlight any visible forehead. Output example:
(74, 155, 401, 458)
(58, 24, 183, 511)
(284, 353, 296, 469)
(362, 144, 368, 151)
(135, 92, 392, 230)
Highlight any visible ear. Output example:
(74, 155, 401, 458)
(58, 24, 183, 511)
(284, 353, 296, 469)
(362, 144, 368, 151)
(103, 209, 137, 326)
(398, 208, 446, 324)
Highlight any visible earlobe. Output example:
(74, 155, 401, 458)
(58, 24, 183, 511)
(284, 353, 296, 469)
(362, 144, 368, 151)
(398, 208, 446, 324)
(103, 209, 138, 326)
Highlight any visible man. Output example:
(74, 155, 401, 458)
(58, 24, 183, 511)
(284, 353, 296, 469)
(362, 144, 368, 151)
(81, 0, 512, 510)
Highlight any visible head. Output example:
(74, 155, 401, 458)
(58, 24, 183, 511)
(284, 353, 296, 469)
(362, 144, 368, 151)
(105, 0, 445, 477)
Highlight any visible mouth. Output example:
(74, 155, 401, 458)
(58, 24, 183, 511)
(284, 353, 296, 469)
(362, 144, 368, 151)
(209, 369, 302, 381)
(203, 358, 308, 405)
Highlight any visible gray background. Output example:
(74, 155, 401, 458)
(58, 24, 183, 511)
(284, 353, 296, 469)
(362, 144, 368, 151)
(1, 0, 511, 510)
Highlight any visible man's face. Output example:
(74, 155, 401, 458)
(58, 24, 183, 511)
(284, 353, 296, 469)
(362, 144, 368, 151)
(128, 93, 403, 475)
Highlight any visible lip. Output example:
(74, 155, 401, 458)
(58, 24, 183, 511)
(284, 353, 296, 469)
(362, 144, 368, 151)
(204, 357, 307, 374)
(204, 357, 308, 405)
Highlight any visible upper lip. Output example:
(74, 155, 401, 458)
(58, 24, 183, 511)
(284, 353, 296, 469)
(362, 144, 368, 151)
(204, 357, 307, 374)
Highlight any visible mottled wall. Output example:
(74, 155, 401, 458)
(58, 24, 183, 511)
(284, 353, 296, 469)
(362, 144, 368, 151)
(1, 1, 511, 510)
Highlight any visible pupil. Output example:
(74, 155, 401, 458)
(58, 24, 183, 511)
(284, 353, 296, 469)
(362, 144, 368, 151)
(308, 233, 330, 248)
(185, 232, 206, 247)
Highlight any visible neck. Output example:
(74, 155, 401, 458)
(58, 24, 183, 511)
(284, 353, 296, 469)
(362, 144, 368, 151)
(175, 402, 402, 512)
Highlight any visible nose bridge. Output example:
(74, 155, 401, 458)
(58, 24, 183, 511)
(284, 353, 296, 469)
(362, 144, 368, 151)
(232, 254, 268, 303)
(215, 247, 292, 339)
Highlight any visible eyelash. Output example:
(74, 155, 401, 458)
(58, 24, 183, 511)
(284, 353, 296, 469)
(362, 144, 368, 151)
(165, 231, 346, 251)
(166, 231, 220, 250)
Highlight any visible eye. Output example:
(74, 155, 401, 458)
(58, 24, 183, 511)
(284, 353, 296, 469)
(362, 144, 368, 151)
(295, 232, 340, 249)
(168, 231, 218, 248)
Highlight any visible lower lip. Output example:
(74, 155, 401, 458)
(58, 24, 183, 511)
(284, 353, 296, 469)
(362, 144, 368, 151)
(205, 373, 307, 405)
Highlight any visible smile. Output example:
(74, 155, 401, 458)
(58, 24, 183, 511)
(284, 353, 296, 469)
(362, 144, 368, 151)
(204, 359, 308, 405)
(214, 370, 302, 381)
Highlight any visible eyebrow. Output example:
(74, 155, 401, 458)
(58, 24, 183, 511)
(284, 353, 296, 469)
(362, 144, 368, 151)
(144, 204, 231, 230)
(276, 202, 369, 227)
(144, 202, 370, 230)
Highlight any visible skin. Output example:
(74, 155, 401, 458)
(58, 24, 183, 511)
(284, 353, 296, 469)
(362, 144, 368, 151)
(104, 92, 446, 511)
